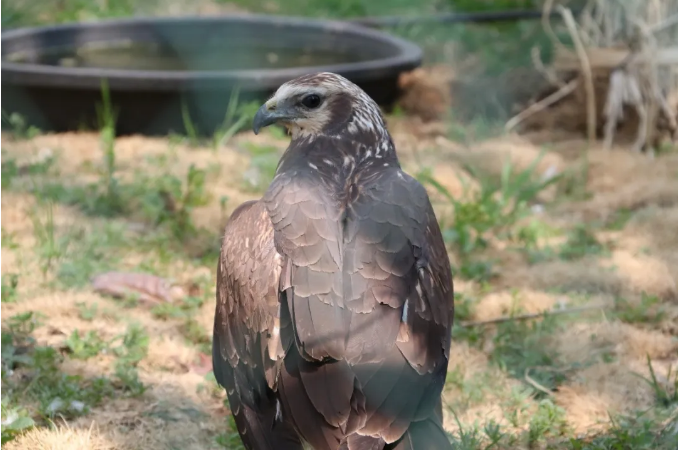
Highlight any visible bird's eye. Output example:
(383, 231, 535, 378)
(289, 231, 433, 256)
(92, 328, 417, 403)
(301, 94, 322, 109)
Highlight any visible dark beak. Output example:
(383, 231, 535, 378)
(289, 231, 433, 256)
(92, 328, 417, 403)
(253, 103, 289, 135)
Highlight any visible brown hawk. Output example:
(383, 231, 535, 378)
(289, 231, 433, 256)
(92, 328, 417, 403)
(213, 72, 454, 450)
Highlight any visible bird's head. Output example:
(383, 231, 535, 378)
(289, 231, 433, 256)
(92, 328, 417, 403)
(252, 72, 389, 143)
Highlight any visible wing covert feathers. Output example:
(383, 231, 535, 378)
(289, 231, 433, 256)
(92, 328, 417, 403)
(213, 200, 301, 449)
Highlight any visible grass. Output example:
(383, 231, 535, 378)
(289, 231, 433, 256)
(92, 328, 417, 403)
(447, 391, 677, 450)
(557, 224, 610, 261)
(417, 149, 562, 282)
(3, 115, 677, 451)
(565, 409, 678, 450)
(1, 111, 41, 140)
(54, 223, 127, 288)
(1, 312, 115, 425)
(5, 105, 676, 449)
(180, 89, 260, 150)
(524, 222, 611, 264)
(614, 293, 668, 326)
(491, 314, 567, 395)
(75, 302, 99, 321)
(64, 330, 107, 360)
(28, 200, 68, 277)
(5, 118, 219, 263)
(2, 274, 20, 303)
(636, 355, 677, 409)
(448, 395, 570, 449)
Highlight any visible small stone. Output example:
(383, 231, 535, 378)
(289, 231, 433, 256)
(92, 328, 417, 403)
(46, 398, 64, 413)
(70, 400, 86, 412)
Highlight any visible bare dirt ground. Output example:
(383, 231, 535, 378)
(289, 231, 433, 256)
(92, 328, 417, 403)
(1, 118, 677, 448)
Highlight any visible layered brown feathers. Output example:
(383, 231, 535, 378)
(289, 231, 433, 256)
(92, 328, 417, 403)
(213, 73, 454, 450)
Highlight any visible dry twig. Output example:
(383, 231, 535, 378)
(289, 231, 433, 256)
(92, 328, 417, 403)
(505, 79, 579, 132)
(458, 303, 609, 328)
(524, 367, 556, 397)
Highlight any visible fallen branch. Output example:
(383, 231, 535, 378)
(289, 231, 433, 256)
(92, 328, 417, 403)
(505, 79, 579, 132)
(525, 367, 555, 397)
(458, 303, 609, 328)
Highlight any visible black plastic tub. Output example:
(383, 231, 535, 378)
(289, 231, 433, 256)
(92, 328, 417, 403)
(1, 15, 422, 136)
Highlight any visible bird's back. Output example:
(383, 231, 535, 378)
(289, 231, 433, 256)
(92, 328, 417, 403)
(261, 149, 453, 448)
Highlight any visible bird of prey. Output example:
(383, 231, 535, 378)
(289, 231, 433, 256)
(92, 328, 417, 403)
(213, 72, 454, 450)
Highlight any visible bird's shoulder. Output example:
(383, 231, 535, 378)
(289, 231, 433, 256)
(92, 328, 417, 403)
(216, 199, 282, 358)
(219, 199, 279, 288)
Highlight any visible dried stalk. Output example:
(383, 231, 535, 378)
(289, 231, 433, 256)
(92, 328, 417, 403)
(524, 368, 555, 397)
(458, 303, 608, 328)
(541, 0, 566, 50)
(531, 46, 565, 87)
(558, 5, 597, 144)
(505, 79, 578, 132)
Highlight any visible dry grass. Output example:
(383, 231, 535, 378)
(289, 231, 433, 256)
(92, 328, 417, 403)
(4, 421, 112, 450)
(2, 110, 677, 449)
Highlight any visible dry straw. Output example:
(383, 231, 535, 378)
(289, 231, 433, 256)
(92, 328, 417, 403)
(509, 0, 678, 152)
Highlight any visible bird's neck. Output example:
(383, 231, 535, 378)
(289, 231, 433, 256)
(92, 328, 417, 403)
(278, 132, 399, 176)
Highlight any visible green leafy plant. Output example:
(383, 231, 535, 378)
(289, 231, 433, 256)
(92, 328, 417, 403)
(491, 312, 566, 396)
(154, 164, 210, 241)
(1, 111, 40, 140)
(180, 319, 211, 354)
(95, 78, 123, 215)
(28, 200, 71, 276)
(1, 401, 34, 445)
(1, 228, 20, 251)
(1, 274, 19, 303)
(213, 89, 260, 150)
(558, 224, 608, 261)
(181, 88, 258, 149)
(75, 302, 98, 321)
(181, 99, 200, 146)
(64, 330, 106, 360)
(453, 292, 476, 322)
(417, 151, 561, 281)
(113, 361, 146, 396)
(634, 355, 677, 408)
(111, 323, 149, 366)
(108, 324, 149, 397)
(614, 293, 667, 325)
(528, 399, 569, 447)
(565, 410, 678, 450)
(2, 312, 115, 425)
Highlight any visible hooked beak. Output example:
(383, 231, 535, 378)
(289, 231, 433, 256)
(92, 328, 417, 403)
(252, 100, 291, 135)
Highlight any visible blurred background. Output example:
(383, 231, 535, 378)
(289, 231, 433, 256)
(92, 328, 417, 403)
(1, 0, 677, 449)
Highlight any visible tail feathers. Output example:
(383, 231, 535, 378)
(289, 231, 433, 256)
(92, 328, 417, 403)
(340, 434, 386, 450)
(232, 399, 302, 450)
(387, 416, 452, 450)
